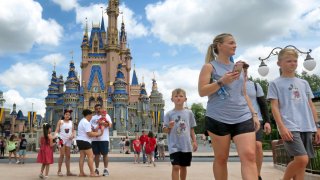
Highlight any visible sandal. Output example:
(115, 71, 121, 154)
(89, 174, 100, 177)
(57, 172, 63, 176)
(78, 174, 88, 177)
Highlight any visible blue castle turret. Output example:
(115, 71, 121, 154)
(63, 61, 80, 121)
(45, 70, 60, 126)
(112, 64, 128, 131)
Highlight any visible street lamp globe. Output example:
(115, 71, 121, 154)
(303, 53, 316, 71)
(258, 61, 269, 76)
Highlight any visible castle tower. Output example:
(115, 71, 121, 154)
(63, 61, 80, 120)
(138, 81, 150, 130)
(45, 71, 59, 125)
(0, 90, 5, 107)
(149, 78, 165, 132)
(119, 17, 132, 96)
(10, 103, 17, 134)
(81, 16, 108, 109)
(112, 63, 129, 132)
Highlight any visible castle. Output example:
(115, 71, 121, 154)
(45, 0, 165, 134)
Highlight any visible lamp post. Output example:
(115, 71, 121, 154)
(258, 45, 317, 76)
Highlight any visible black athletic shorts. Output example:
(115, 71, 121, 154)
(76, 140, 92, 151)
(205, 116, 255, 139)
(169, 152, 192, 167)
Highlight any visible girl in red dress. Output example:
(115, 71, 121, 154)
(37, 123, 55, 179)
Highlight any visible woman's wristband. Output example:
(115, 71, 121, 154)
(252, 112, 258, 117)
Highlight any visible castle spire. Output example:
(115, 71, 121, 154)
(81, 18, 89, 48)
(131, 64, 139, 85)
(120, 12, 127, 49)
(100, 7, 106, 32)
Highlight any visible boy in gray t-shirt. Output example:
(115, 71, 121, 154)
(163, 88, 198, 180)
(267, 48, 320, 180)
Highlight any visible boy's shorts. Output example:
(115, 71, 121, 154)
(19, 149, 27, 156)
(205, 116, 255, 139)
(283, 132, 315, 158)
(169, 152, 192, 167)
(134, 150, 140, 155)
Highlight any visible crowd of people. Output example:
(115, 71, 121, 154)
(1, 33, 320, 180)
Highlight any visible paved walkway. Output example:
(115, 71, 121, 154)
(0, 151, 283, 179)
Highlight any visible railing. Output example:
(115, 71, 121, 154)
(272, 140, 320, 175)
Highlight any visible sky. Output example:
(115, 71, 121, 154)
(0, 0, 320, 117)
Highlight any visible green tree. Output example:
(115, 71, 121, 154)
(190, 103, 206, 134)
(248, 76, 269, 96)
(296, 71, 320, 92)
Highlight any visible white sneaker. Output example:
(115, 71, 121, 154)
(16, 161, 20, 164)
(103, 169, 109, 176)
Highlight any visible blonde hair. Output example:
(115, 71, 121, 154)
(171, 88, 186, 97)
(278, 48, 298, 61)
(205, 33, 233, 64)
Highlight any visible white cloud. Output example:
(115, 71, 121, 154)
(75, 3, 105, 29)
(0, 63, 49, 93)
(75, 3, 148, 39)
(152, 52, 160, 58)
(145, 0, 320, 52)
(3, 90, 46, 116)
(42, 53, 66, 66)
(120, 3, 148, 38)
(0, 0, 63, 54)
(51, 0, 78, 11)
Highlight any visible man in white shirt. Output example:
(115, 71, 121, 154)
(91, 104, 112, 176)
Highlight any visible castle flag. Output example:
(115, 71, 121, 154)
(28, 111, 37, 128)
(0, 108, 4, 124)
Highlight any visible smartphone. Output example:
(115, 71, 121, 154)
(233, 62, 243, 73)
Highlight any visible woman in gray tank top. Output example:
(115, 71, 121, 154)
(198, 33, 260, 180)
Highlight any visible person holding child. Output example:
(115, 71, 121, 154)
(76, 109, 102, 177)
(90, 104, 112, 176)
(163, 88, 198, 180)
(267, 48, 320, 180)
